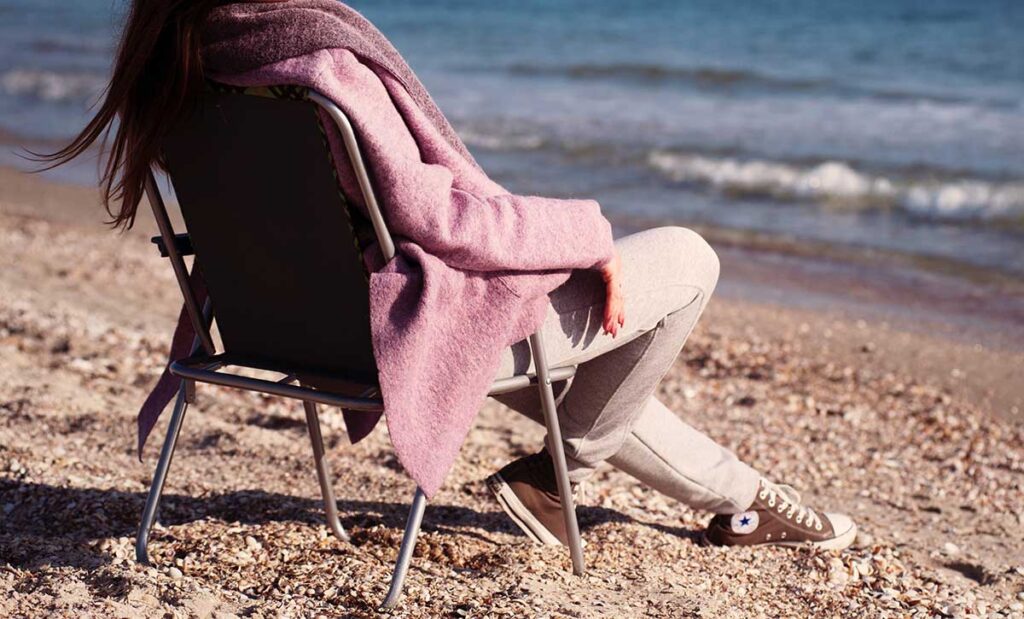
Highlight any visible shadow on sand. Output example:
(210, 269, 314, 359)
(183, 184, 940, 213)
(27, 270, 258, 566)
(0, 479, 700, 571)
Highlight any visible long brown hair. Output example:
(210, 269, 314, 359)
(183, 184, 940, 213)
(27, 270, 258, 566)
(33, 0, 220, 230)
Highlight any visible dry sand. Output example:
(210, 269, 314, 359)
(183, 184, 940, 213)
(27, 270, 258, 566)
(1, 167, 1023, 618)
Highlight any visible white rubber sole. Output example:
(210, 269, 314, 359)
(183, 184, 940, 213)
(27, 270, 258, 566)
(486, 472, 562, 546)
(702, 520, 858, 551)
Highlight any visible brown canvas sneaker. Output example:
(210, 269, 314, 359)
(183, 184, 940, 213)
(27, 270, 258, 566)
(704, 478, 857, 550)
(486, 450, 570, 546)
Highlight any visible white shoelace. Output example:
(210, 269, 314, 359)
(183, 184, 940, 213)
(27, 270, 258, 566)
(758, 479, 823, 531)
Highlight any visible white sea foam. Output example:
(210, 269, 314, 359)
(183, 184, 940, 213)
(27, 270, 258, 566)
(647, 150, 1024, 221)
(1, 69, 106, 102)
(459, 128, 545, 151)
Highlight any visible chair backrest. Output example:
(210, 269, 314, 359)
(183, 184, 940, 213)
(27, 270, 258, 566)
(162, 90, 377, 381)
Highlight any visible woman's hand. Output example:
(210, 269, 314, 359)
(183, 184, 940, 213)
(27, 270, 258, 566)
(600, 250, 626, 337)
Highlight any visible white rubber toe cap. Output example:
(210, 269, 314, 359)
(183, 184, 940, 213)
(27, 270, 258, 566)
(817, 512, 857, 550)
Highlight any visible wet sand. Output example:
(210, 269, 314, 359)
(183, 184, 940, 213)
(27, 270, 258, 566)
(2, 166, 1023, 617)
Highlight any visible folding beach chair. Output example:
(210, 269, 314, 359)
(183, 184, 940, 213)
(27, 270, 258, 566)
(133, 86, 585, 608)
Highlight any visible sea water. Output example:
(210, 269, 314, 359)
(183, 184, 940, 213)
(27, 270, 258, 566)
(1, 0, 1022, 276)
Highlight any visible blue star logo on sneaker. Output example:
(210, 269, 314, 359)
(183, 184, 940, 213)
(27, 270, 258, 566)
(730, 511, 759, 534)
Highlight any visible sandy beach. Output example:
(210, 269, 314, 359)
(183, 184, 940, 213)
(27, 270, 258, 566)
(1, 166, 1023, 617)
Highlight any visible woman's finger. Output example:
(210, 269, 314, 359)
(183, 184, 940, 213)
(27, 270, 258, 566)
(608, 301, 622, 336)
(604, 306, 616, 336)
(603, 267, 624, 336)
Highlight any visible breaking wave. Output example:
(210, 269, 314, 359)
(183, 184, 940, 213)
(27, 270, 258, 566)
(30, 37, 111, 55)
(504, 62, 824, 90)
(647, 151, 1024, 221)
(460, 128, 546, 151)
(1, 69, 106, 103)
(497, 62, 1013, 108)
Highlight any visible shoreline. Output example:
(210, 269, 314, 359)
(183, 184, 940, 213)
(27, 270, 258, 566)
(3, 164, 1021, 421)
(9, 162, 1024, 293)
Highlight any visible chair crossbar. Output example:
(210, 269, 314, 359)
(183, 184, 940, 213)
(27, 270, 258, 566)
(170, 354, 385, 412)
(170, 352, 577, 409)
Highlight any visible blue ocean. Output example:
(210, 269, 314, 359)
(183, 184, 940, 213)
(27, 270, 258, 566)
(2, 0, 1022, 276)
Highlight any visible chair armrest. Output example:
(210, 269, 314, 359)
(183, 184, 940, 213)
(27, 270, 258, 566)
(151, 233, 194, 258)
(488, 365, 576, 395)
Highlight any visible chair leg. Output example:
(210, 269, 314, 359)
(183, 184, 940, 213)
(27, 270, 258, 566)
(380, 487, 427, 609)
(301, 398, 349, 542)
(136, 384, 190, 565)
(528, 332, 586, 576)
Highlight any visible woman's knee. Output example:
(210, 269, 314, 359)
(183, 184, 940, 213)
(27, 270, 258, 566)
(654, 226, 721, 294)
(617, 225, 721, 313)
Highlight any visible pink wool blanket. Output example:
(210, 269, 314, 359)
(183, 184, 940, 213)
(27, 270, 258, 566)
(139, 0, 614, 498)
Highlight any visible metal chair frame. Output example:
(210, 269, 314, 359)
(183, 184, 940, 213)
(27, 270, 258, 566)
(134, 90, 585, 609)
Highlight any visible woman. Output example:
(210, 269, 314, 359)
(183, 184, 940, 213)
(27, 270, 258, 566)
(41, 0, 855, 550)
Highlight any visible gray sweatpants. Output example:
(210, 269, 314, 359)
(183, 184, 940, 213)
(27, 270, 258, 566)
(494, 226, 760, 515)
